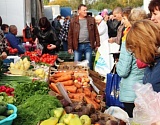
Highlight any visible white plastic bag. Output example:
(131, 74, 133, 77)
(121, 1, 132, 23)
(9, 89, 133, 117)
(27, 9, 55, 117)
(132, 83, 160, 125)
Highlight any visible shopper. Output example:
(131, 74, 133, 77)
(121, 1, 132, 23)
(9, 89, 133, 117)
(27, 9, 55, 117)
(59, 16, 70, 51)
(116, 7, 146, 117)
(149, 0, 160, 25)
(68, 4, 100, 69)
(108, 7, 124, 46)
(126, 19, 160, 92)
(0, 16, 8, 60)
(1, 24, 9, 37)
(94, 15, 113, 76)
(32, 17, 61, 55)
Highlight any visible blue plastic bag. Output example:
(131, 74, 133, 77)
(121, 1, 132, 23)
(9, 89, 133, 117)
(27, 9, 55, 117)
(106, 64, 124, 108)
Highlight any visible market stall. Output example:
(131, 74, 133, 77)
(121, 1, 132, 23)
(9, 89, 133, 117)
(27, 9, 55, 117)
(0, 53, 129, 125)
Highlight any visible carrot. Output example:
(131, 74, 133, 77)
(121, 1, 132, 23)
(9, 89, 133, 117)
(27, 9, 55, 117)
(60, 80, 74, 86)
(94, 98, 101, 103)
(54, 75, 73, 82)
(84, 96, 100, 110)
(77, 88, 83, 93)
(64, 85, 77, 93)
(68, 93, 85, 99)
(49, 83, 61, 95)
(83, 87, 91, 97)
(51, 71, 73, 78)
(91, 91, 97, 100)
(74, 83, 82, 88)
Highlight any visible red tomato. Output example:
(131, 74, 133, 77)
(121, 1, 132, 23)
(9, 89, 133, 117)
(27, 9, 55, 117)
(47, 44, 51, 49)
(13, 48, 18, 53)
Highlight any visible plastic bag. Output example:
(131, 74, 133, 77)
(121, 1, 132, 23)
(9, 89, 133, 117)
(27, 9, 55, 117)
(105, 63, 124, 108)
(104, 106, 129, 123)
(132, 83, 160, 125)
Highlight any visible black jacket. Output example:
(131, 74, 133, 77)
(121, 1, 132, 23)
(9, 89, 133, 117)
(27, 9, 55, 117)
(107, 19, 121, 38)
(33, 27, 60, 54)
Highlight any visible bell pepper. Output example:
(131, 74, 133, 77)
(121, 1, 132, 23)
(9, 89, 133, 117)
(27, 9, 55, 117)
(56, 123, 65, 125)
(80, 115, 91, 125)
(50, 107, 64, 118)
(69, 116, 82, 125)
(59, 114, 65, 123)
(40, 117, 58, 125)
(63, 113, 74, 124)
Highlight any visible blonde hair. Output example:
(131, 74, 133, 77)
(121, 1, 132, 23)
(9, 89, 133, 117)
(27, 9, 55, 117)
(128, 7, 147, 25)
(126, 19, 160, 64)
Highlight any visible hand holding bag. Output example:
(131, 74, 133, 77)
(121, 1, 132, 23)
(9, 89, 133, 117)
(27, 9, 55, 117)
(105, 63, 124, 108)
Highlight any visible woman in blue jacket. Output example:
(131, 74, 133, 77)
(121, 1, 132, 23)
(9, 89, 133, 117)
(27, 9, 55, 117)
(116, 8, 146, 117)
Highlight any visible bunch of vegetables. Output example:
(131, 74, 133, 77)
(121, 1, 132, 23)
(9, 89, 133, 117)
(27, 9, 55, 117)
(0, 102, 14, 121)
(49, 71, 101, 110)
(0, 85, 14, 96)
(21, 51, 57, 65)
(21, 51, 40, 63)
(60, 99, 124, 125)
(40, 107, 91, 125)
(8, 47, 18, 55)
(13, 81, 49, 105)
(39, 53, 57, 65)
(13, 94, 62, 125)
(0, 92, 15, 104)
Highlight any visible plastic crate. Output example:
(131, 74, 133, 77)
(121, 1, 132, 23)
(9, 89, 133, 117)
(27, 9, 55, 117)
(0, 104, 17, 125)
(57, 51, 74, 61)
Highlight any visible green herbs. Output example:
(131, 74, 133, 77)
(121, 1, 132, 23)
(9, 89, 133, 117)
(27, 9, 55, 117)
(13, 94, 62, 125)
(14, 80, 49, 105)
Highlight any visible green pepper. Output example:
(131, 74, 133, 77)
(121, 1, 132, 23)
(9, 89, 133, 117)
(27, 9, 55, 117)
(56, 123, 65, 125)
(59, 114, 65, 123)
(63, 113, 74, 124)
(80, 115, 91, 125)
(40, 117, 58, 125)
(69, 116, 82, 125)
(50, 107, 64, 118)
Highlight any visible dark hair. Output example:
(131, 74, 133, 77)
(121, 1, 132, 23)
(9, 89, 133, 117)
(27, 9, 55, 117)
(1, 24, 9, 31)
(78, 4, 86, 10)
(57, 15, 62, 19)
(38, 17, 51, 29)
(149, 0, 160, 12)
(123, 7, 132, 18)
(0, 16, 2, 26)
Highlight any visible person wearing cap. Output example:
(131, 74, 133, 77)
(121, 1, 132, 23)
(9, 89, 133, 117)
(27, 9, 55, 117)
(94, 15, 114, 76)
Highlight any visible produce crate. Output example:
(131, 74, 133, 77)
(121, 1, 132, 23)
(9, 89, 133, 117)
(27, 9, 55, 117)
(0, 104, 17, 125)
(89, 69, 106, 95)
(56, 51, 73, 61)
(58, 62, 89, 72)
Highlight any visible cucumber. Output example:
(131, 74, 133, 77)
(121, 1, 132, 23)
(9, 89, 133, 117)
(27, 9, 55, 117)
(0, 115, 7, 120)
(0, 105, 7, 115)
(3, 109, 14, 116)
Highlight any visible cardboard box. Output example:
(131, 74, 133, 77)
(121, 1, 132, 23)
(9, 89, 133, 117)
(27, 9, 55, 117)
(3, 56, 20, 66)
(58, 62, 89, 71)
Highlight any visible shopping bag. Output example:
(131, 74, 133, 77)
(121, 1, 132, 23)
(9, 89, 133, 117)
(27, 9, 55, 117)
(105, 64, 124, 108)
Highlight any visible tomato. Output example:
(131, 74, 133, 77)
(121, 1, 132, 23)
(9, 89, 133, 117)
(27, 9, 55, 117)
(47, 44, 52, 49)
(13, 48, 18, 53)
(9, 49, 15, 54)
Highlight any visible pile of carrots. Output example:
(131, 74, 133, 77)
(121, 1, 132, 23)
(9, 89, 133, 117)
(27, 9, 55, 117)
(49, 71, 101, 110)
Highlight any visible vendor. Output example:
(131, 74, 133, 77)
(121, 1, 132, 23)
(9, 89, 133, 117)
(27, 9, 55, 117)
(6, 25, 25, 54)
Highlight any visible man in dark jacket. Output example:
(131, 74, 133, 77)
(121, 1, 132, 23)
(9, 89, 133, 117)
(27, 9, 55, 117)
(68, 4, 100, 69)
